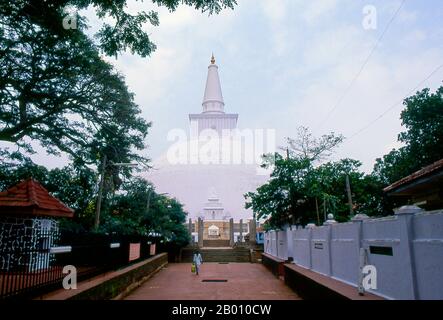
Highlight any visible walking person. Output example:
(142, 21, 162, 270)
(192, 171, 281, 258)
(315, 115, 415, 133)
(193, 250, 203, 275)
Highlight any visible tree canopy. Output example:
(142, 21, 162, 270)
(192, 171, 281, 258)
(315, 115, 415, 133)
(0, 156, 189, 245)
(245, 128, 370, 229)
(1, 1, 237, 58)
(103, 177, 189, 245)
(1, 2, 151, 168)
(373, 86, 443, 185)
(0, 0, 237, 168)
(246, 86, 443, 230)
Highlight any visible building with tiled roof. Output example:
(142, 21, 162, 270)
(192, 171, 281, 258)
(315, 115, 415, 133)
(0, 179, 73, 272)
(0, 178, 74, 218)
(384, 159, 443, 210)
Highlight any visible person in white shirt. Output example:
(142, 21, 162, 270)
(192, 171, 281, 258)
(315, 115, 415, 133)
(193, 250, 203, 275)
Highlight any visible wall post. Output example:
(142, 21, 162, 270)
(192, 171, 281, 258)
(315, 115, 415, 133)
(198, 217, 203, 248)
(395, 205, 423, 299)
(229, 218, 234, 247)
(249, 219, 256, 246)
(306, 223, 315, 269)
(188, 218, 193, 243)
(239, 219, 243, 243)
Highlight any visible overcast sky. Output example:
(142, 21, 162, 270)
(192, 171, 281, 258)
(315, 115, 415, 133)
(4, 0, 443, 173)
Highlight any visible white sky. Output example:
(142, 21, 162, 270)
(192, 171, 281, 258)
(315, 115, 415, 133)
(3, 0, 443, 173)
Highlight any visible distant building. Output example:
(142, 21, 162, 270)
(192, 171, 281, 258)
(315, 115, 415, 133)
(384, 159, 443, 210)
(200, 187, 230, 221)
(256, 226, 265, 245)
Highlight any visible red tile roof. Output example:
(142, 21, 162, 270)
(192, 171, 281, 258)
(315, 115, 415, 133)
(0, 179, 74, 218)
(384, 158, 443, 193)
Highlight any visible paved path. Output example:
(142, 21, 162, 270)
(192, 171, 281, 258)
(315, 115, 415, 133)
(124, 263, 300, 300)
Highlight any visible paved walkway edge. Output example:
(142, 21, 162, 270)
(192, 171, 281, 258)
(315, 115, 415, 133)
(284, 263, 384, 300)
(37, 253, 168, 300)
(113, 262, 167, 300)
(124, 263, 300, 300)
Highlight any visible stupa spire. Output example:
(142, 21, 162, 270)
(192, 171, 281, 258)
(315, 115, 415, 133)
(202, 53, 224, 114)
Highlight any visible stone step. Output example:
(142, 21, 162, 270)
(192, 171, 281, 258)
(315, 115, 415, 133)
(181, 248, 251, 263)
(203, 240, 231, 247)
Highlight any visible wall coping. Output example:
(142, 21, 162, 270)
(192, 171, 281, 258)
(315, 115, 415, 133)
(261, 252, 286, 263)
(35, 253, 168, 300)
(284, 263, 384, 300)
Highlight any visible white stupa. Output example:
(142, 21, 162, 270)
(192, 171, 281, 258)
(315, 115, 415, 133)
(143, 55, 271, 220)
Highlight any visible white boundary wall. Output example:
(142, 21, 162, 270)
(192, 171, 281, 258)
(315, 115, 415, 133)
(263, 206, 443, 300)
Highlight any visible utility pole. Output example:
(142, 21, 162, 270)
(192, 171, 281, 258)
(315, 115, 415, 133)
(146, 189, 153, 214)
(315, 197, 320, 225)
(94, 154, 138, 231)
(94, 154, 107, 231)
(323, 198, 327, 222)
(346, 175, 354, 217)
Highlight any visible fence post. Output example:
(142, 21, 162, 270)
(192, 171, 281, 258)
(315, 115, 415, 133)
(198, 218, 203, 248)
(327, 225, 333, 276)
(287, 226, 293, 261)
(249, 219, 256, 246)
(352, 213, 370, 294)
(188, 218, 192, 242)
(239, 219, 243, 243)
(323, 214, 337, 276)
(306, 223, 315, 269)
(395, 205, 423, 300)
(229, 218, 234, 247)
(275, 231, 279, 258)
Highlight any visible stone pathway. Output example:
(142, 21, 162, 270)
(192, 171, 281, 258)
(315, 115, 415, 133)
(124, 263, 300, 300)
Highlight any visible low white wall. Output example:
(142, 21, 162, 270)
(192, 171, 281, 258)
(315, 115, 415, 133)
(412, 211, 443, 300)
(311, 226, 331, 276)
(264, 206, 443, 300)
(277, 230, 288, 260)
(293, 227, 311, 268)
(331, 222, 360, 285)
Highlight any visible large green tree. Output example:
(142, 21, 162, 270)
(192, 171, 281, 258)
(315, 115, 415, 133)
(1, 1, 236, 58)
(0, 153, 97, 230)
(373, 86, 443, 185)
(0, 157, 189, 244)
(0, 3, 149, 167)
(103, 177, 189, 245)
(245, 127, 345, 228)
(308, 159, 386, 222)
(1, 0, 236, 167)
(245, 127, 388, 229)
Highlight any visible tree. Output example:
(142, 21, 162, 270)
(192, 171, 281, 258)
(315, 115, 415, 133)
(373, 86, 443, 185)
(0, 153, 98, 230)
(399, 86, 443, 163)
(308, 159, 386, 222)
(103, 177, 189, 245)
(245, 127, 344, 228)
(0, 157, 190, 244)
(286, 126, 344, 162)
(45, 165, 98, 230)
(2, 0, 237, 59)
(373, 148, 413, 186)
(0, 150, 49, 190)
(245, 127, 391, 229)
(0, 12, 150, 164)
(1, 0, 237, 167)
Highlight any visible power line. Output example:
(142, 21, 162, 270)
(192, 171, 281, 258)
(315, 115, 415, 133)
(316, 0, 407, 130)
(347, 63, 443, 140)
